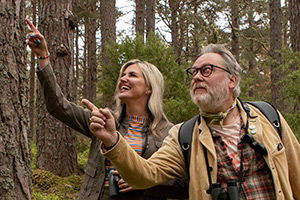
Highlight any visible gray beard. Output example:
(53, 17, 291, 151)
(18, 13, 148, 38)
(191, 78, 230, 113)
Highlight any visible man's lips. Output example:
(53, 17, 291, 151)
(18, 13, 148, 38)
(192, 84, 207, 94)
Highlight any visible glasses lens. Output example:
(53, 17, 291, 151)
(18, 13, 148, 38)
(200, 65, 213, 77)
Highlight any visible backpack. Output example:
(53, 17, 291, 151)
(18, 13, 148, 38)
(178, 100, 282, 176)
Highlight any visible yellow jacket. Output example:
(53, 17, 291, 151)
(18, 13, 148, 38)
(104, 100, 300, 200)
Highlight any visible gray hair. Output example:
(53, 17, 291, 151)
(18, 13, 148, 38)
(200, 44, 242, 98)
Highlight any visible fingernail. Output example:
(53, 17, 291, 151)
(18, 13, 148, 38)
(34, 39, 40, 46)
(30, 34, 35, 37)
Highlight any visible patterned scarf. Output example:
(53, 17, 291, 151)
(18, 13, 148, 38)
(200, 99, 237, 129)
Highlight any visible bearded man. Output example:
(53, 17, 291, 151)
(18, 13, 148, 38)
(83, 44, 300, 200)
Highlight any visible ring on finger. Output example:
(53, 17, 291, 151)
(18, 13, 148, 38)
(89, 118, 92, 123)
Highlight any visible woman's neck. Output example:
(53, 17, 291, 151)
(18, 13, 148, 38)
(126, 103, 149, 118)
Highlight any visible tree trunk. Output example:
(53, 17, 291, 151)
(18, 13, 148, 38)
(231, 0, 239, 58)
(169, 0, 180, 63)
(248, 1, 254, 97)
(29, 0, 37, 140)
(270, 0, 283, 110)
(100, 0, 116, 67)
(75, 25, 79, 103)
(146, 0, 155, 38)
(0, 0, 32, 199)
(36, 0, 77, 177)
(136, 0, 145, 37)
(288, 0, 300, 53)
(87, 0, 97, 102)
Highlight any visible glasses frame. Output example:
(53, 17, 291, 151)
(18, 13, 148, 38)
(185, 64, 232, 78)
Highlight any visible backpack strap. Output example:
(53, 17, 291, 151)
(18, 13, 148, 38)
(245, 101, 282, 138)
(178, 114, 200, 177)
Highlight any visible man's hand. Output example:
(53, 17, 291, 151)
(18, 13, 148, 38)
(81, 99, 118, 148)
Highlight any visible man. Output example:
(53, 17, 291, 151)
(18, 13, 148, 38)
(83, 44, 300, 200)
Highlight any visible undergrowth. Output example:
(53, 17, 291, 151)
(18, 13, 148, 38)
(31, 135, 90, 199)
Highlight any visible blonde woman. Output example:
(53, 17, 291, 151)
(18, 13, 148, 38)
(26, 19, 187, 200)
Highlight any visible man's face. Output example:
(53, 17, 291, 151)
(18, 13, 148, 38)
(190, 53, 234, 112)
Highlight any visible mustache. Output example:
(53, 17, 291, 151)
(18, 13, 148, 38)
(191, 83, 207, 91)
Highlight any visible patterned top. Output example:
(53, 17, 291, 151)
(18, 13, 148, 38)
(124, 115, 145, 155)
(211, 122, 276, 199)
(104, 115, 146, 186)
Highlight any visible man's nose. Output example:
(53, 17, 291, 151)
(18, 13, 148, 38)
(192, 70, 204, 82)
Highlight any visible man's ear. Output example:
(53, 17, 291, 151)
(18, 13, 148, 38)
(228, 75, 237, 89)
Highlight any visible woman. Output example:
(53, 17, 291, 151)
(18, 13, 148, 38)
(26, 19, 187, 200)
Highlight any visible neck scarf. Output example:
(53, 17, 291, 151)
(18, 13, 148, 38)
(200, 99, 237, 129)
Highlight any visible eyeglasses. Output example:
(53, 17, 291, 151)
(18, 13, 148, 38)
(185, 64, 232, 78)
(241, 134, 268, 155)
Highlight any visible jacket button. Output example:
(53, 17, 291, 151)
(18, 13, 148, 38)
(209, 166, 213, 171)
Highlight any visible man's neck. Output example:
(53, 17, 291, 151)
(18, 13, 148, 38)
(222, 106, 240, 126)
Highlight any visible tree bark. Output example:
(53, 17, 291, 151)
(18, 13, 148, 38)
(29, 0, 37, 140)
(169, 0, 180, 63)
(87, 0, 97, 102)
(231, 0, 239, 58)
(288, 0, 300, 53)
(136, 0, 145, 37)
(0, 0, 32, 199)
(36, 0, 78, 176)
(146, 0, 155, 38)
(100, 0, 116, 67)
(270, 0, 283, 110)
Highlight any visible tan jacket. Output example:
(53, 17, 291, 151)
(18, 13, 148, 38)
(104, 100, 300, 200)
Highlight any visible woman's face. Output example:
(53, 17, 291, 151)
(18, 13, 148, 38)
(118, 64, 151, 105)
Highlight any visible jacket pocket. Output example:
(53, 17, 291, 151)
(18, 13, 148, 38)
(84, 162, 97, 177)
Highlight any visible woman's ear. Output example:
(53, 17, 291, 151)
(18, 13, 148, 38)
(145, 88, 152, 95)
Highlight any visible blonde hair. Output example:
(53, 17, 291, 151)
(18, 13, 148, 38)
(113, 59, 169, 138)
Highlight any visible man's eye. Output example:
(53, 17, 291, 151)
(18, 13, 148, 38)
(201, 66, 211, 74)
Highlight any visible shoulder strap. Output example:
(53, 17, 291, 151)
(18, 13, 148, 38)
(178, 114, 200, 177)
(245, 101, 282, 138)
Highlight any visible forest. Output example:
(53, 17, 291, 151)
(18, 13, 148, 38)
(0, 0, 299, 199)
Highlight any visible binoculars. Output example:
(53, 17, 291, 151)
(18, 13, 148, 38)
(108, 170, 121, 198)
(211, 180, 239, 200)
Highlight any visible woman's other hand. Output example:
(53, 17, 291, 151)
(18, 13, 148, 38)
(112, 170, 134, 193)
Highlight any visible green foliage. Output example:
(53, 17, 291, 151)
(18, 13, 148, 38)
(32, 192, 61, 200)
(32, 169, 82, 200)
(31, 140, 37, 169)
(100, 33, 197, 124)
(77, 136, 90, 171)
(278, 48, 300, 139)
